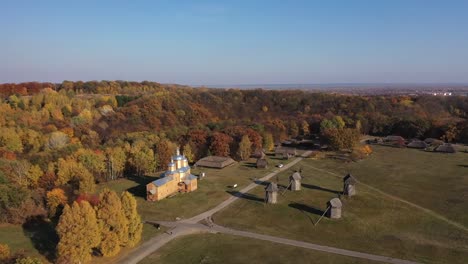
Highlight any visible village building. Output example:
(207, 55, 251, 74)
(343, 173, 356, 196)
(146, 148, 198, 202)
(327, 198, 342, 219)
(289, 172, 302, 191)
(407, 140, 428, 149)
(265, 182, 279, 204)
(275, 147, 296, 160)
(194, 156, 236, 169)
(435, 143, 456, 153)
(256, 158, 268, 169)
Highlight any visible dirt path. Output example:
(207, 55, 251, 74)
(303, 163, 468, 233)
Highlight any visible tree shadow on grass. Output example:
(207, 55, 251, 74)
(22, 215, 59, 262)
(227, 190, 264, 203)
(302, 183, 342, 195)
(243, 162, 257, 168)
(457, 164, 468, 168)
(126, 175, 159, 199)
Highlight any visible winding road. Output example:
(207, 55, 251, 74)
(116, 151, 420, 264)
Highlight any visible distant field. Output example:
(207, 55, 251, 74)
(103, 154, 294, 221)
(138, 233, 377, 264)
(213, 146, 468, 264)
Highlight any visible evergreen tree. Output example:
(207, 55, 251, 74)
(96, 189, 129, 256)
(56, 201, 100, 263)
(237, 135, 252, 161)
(121, 191, 143, 247)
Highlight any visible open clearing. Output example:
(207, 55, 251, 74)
(104, 154, 296, 221)
(138, 233, 378, 264)
(213, 146, 468, 264)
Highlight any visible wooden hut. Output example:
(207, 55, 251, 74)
(194, 156, 236, 168)
(256, 158, 268, 169)
(343, 173, 356, 196)
(327, 198, 342, 219)
(407, 140, 428, 149)
(289, 172, 302, 191)
(274, 147, 296, 160)
(435, 143, 456, 153)
(265, 182, 279, 204)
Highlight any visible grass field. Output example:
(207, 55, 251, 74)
(139, 233, 377, 264)
(306, 145, 468, 226)
(213, 146, 468, 264)
(103, 154, 295, 221)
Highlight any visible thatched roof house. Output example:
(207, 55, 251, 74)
(424, 138, 444, 146)
(275, 147, 296, 159)
(407, 140, 428, 149)
(194, 156, 236, 169)
(435, 143, 456, 153)
(256, 158, 268, 169)
(384, 135, 405, 142)
(252, 149, 266, 159)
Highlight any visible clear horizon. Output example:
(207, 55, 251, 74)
(2, 1, 468, 84)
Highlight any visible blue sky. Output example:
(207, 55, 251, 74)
(1, 0, 468, 85)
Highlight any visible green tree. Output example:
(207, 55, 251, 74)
(57, 201, 100, 263)
(237, 135, 252, 161)
(121, 191, 143, 247)
(96, 189, 129, 256)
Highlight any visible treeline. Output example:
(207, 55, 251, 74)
(0, 81, 189, 98)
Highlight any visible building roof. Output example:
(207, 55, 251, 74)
(290, 172, 302, 181)
(173, 155, 186, 161)
(328, 198, 342, 208)
(424, 138, 443, 145)
(343, 174, 356, 184)
(407, 140, 428, 149)
(435, 143, 456, 153)
(152, 176, 174, 187)
(265, 182, 279, 192)
(178, 166, 190, 173)
(195, 156, 236, 169)
(275, 147, 296, 155)
(256, 158, 268, 167)
(182, 174, 197, 185)
(384, 135, 405, 142)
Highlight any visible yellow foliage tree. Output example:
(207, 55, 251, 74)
(237, 135, 252, 161)
(121, 191, 143, 247)
(96, 189, 129, 256)
(56, 201, 100, 264)
(27, 164, 43, 188)
(56, 158, 96, 194)
(46, 188, 67, 218)
(0, 243, 10, 261)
